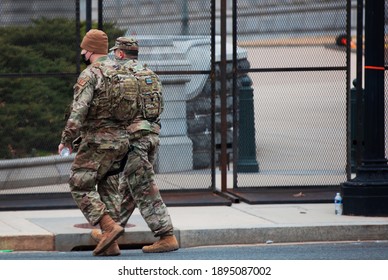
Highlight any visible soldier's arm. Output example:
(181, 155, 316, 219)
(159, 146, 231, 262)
(60, 70, 95, 145)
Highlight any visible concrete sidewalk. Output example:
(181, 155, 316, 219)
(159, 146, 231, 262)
(1, 202, 388, 252)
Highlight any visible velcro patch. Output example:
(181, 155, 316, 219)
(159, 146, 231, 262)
(77, 76, 90, 87)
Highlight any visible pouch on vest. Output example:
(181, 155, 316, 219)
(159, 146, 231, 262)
(133, 66, 164, 121)
(102, 67, 139, 122)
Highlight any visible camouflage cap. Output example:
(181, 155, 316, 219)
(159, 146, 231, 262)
(109, 37, 139, 51)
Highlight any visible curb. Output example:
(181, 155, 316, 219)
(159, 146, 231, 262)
(3, 223, 388, 252)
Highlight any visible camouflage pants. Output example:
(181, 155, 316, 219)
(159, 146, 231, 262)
(69, 138, 128, 226)
(119, 132, 174, 237)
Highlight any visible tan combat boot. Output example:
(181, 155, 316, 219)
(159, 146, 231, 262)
(93, 214, 124, 256)
(142, 235, 179, 253)
(91, 229, 121, 256)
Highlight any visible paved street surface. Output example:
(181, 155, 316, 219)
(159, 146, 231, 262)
(0, 241, 388, 260)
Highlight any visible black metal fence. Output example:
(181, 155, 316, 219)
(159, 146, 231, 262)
(0, 0, 366, 209)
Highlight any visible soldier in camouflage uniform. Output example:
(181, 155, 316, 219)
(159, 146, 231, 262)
(92, 37, 179, 253)
(58, 29, 128, 256)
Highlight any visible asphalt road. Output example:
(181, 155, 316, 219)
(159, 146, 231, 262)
(1, 241, 387, 260)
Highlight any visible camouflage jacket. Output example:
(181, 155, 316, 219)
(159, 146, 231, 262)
(61, 56, 128, 146)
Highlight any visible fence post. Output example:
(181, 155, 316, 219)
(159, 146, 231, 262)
(86, 0, 92, 31)
(342, 0, 388, 216)
(98, 0, 103, 30)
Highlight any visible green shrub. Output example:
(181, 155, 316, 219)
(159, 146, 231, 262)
(0, 18, 124, 159)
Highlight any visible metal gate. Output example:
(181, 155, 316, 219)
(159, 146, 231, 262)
(0, 0, 354, 209)
(226, 0, 353, 203)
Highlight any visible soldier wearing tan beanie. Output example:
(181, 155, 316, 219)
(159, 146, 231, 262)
(80, 29, 108, 54)
(59, 28, 128, 257)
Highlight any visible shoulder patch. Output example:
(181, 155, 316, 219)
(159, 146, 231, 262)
(77, 76, 90, 87)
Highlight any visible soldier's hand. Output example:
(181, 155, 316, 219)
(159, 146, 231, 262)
(58, 143, 73, 155)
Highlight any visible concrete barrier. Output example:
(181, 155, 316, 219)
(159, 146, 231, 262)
(0, 155, 73, 189)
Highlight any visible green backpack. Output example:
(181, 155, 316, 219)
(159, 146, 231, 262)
(131, 64, 164, 121)
(101, 65, 139, 122)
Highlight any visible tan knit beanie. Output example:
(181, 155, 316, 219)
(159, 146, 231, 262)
(80, 29, 108, 54)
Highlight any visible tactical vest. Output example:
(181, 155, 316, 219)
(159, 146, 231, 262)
(98, 65, 139, 122)
(130, 64, 164, 122)
(83, 69, 108, 120)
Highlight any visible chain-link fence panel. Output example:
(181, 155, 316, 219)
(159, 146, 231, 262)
(232, 0, 350, 192)
(0, 0, 76, 27)
(102, 0, 216, 191)
(0, 1, 81, 200)
(0, 0, 357, 208)
(103, 0, 212, 36)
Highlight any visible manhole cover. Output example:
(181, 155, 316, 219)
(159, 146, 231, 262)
(74, 223, 135, 229)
